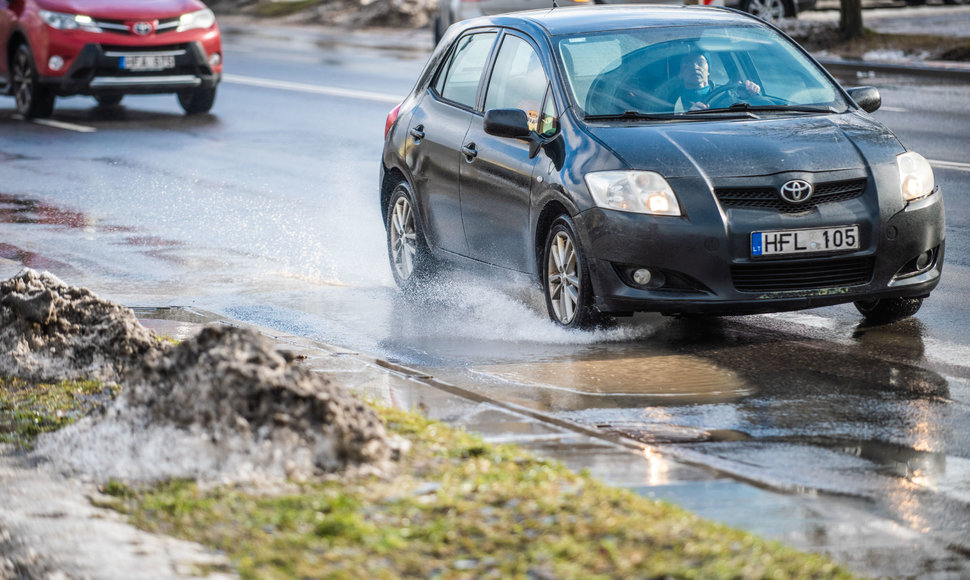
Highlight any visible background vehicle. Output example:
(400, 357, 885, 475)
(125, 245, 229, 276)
(433, 0, 817, 42)
(0, 0, 222, 118)
(383, 5, 944, 328)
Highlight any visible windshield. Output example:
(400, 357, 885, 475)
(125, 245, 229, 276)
(557, 25, 847, 118)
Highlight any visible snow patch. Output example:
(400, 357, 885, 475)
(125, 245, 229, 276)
(2, 269, 398, 484)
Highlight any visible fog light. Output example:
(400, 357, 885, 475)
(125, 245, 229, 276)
(48, 56, 65, 71)
(915, 251, 932, 271)
(632, 268, 652, 286)
(208, 52, 221, 67)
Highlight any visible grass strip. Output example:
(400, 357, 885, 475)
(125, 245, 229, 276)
(0, 377, 118, 448)
(250, 0, 325, 18)
(96, 406, 860, 579)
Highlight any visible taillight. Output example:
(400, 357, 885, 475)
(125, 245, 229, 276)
(385, 103, 402, 138)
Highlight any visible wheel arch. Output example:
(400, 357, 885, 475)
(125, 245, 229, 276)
(380, 166, 409, 225)
(533, 199, 572, 285)
(6, 31, 28, 70)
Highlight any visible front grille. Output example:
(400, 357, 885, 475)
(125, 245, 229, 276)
(101, 43, 188, 54)
(92, 17, 180, 36)
(716, 179, 867, 213)
(732, 256, 874, 292)
(72, 43, 199, 80)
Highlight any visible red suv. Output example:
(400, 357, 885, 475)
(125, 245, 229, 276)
(1, 0, 222, 118)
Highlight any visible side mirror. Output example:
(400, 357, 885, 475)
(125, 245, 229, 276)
(846, 86, 881, 113)
(483, 108, 532, 139)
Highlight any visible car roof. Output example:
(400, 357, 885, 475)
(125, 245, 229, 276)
(460, 5, 759, 38)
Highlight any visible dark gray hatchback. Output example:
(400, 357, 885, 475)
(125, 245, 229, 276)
(380, 5, 945, 328)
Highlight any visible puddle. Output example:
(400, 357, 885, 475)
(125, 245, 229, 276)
(0, 243, 73, 273)
(472, 354, 753, 405)
(830, 438, 945, 479)
(596, 421, 713, 444)
(0, 192, 184, 264)
(0, 192, 111, 231)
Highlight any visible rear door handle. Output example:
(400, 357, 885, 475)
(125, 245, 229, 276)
(461, 143, 477, 160)
(409, 126, 425, 140)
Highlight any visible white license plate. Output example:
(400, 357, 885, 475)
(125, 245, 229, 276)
(751, 225, 860, 257)
(120, 55, 175, 71)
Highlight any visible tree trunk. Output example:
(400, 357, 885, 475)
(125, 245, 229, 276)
(839, 0, 864, 40)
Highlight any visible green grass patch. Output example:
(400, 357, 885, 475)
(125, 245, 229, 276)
(251, 0, 325, 18)
(155, 333, 180, 347)
(0, 377, 118, 448)
(99, 406, 859, 579)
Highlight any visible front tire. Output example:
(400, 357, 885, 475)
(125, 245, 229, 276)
(543, 216, 598, 328)
(12, 44, 55, 119)
(854, 297, 923, 324)
(386, 183, 434, 292)
(178, 86, 216, 115)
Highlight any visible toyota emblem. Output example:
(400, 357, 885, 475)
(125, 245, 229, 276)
(779, 179, 813, 204)
(132, 21, 153, 36)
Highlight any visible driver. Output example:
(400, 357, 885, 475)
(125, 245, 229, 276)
(673, 50, 762, 112)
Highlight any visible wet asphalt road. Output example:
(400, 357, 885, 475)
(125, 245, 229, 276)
(2, 14, 970, 577)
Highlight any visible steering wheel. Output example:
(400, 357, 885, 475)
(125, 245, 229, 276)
(703, 83, 746, 109)
(704, 82, 787, 109)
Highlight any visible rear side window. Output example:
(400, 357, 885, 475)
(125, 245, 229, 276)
(434, 32, 497, 108)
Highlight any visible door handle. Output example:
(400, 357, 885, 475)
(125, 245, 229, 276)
(461, 143, 477, 160)
(409, 126, 425, 140)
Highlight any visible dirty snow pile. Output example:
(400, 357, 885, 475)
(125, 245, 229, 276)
(0, 269, 158, 383)
(1, 269, 396, 483)
(211, 0, 437, 28)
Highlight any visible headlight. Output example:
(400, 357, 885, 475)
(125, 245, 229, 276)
(177, 8, 216, 32)
(39, 10, 102, 32)
(584, 171, 682, 216)
(897, 151, 935, 202)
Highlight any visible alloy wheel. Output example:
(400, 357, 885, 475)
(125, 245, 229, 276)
(547, 230, 580, 325)
(12, 49, 34, 116)
(745, 0, 786, 21)
(389, 196, 417, 282)
(11, 45, 53, 118)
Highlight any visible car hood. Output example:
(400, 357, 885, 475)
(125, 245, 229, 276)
(584, 113, 904, 179)
(36, 0, 208, 19)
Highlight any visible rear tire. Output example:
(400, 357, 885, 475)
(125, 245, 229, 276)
(542, 216, 599, 329)
(432, 16, 443, 46)
(12, 44, 54, 119)
(178, 86, 216, 115)
(854, 297, 923, 324)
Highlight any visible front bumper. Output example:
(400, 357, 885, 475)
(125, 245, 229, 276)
(575, 186, 946, 316)
(38, 42, 220, 97)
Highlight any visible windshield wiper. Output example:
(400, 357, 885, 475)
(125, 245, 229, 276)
(681, 104, 758, 118)
(688, 103, 840, 115)
(584, 110, 678, 121)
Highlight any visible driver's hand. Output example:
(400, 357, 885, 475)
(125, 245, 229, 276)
(740, 80, 762, 97)
(689, 102, 709, 111)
